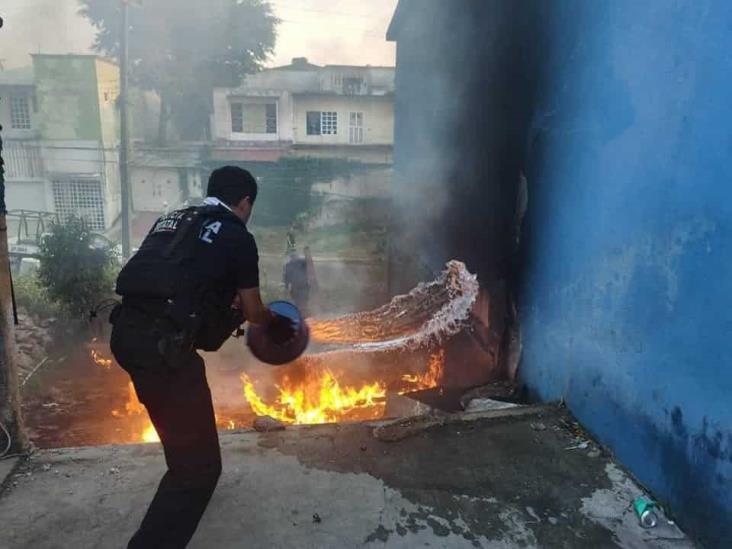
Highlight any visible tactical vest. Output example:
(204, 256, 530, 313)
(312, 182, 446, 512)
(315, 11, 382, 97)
(115, 206, 244, 351)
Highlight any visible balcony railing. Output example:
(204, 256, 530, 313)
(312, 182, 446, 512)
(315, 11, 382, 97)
(3, 140, 44, 179)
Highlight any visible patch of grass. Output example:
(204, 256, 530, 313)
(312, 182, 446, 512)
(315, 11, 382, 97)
(251, 223, 386, 259)
(304, 224, 386, 258)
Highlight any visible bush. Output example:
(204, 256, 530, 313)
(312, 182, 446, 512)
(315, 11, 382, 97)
(37, 218, 118, 319)
(13, 271, 61, 319)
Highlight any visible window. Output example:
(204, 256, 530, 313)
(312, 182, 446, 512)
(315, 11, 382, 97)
(231, 103, 244, 133)
(52, 179, 106, 231)
(306, 111, 321, 135)
(307, 111, 338, 136)
(343, 77, 364, 95)
(349, 112, 364, 144)
(10, 96, 31, 130)
(321, 112, 337, 135)
(265, 104, 277, 134)
(231, 102, 277, 134)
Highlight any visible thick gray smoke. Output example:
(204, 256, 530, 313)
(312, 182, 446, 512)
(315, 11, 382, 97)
(0, 0, 94, 69)
(386, 0, 543, 379)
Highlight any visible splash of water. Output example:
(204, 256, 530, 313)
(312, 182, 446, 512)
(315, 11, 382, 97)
(308, 260, 479, 352)
(242, 262, 479, 424)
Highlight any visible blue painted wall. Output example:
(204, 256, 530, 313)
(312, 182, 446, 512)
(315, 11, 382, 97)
(520, 2, 732, 546)
(389, 0, 731, 545)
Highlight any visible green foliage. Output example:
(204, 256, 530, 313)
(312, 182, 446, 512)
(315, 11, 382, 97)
(79, 0, 278, 141)
(304, 223, 387, 258)
(13, 272, 60, 319)
(221, 157, 368, 227)
(37, 218, 118, 319)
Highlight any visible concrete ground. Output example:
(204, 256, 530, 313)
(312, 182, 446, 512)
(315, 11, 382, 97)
(0, 407, 693, 548)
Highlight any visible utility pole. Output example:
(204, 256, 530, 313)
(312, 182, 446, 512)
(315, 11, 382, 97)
(0, 15, 29, 454)
(119, 0, 132, 257)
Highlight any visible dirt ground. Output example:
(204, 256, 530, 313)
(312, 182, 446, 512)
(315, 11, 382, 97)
(20, 341, 257, 449)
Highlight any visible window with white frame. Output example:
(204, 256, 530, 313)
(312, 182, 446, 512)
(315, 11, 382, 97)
(349, 112, 364, 144)
(321, 111, 337, 135)
(231, 103, 244, 133)
(307, 111, 338, 136)
(10, 95, 31, 130)
(52, 179, 106, 231)
(231, 101, 277, 134)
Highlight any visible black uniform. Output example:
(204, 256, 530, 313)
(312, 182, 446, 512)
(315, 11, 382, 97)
(110, 205, 258, 548)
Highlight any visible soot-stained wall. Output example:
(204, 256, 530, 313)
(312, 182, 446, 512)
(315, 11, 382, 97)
(387, 0, 544, 380)
(389, 1, 731, 546)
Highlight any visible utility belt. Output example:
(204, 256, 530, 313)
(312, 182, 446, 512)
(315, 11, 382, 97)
(111, 298, 196, 370)
(113, 295, 243, 356)
(120, 296, 169, 317)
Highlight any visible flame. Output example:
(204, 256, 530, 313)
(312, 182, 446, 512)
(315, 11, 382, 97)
(113, 381, 159, 443)
(242, 349, 445, 425)
(142, 423, 160, 443)
(399, 349, 445, 393)
(113, 382, 237, 443)
(243, 370, 387, 424)
(91, 348, 113, 368)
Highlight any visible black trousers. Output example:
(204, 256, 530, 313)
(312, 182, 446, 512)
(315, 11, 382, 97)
(111, 308, 221, 549)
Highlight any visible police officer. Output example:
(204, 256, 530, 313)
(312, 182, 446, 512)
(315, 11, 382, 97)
(110, 166, 293, 548)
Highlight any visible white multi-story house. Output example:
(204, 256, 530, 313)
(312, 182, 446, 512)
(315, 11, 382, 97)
(0, 55, 121, 233)
(211, 58, 394, 165)
(0, 67, 45, 214)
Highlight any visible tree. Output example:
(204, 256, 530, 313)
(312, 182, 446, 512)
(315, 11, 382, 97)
(37, 218, 118, 319)
(79, 0, 278, 142)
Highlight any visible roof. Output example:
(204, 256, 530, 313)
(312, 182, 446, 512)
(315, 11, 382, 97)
(227, 62, 395, 97)
(270, 57, 322, 71)
(386, 0, 414, 41)
(324, 64, 395, 70)
(0, 67, 34, 87)
(269, 58, 395, 72)
(31, 53, 119, 67)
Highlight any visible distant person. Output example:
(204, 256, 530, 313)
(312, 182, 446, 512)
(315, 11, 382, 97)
(283, 250, 310, 316)
(285, 226, 296, 255)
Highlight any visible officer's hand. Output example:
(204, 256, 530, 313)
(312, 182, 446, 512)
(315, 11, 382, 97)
(267, 313, 296, 345)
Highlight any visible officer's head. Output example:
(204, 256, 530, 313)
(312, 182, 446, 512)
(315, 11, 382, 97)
(207, 166, 258, 223)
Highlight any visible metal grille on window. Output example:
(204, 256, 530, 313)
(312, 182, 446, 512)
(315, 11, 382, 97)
(231, 103, 244, 133)
(349, 112, 364, 144)
(321, 111, 338, 135)
(10, 96, 32, 130)
(52, 179, 106, 231)
(265, 104, 277, 134)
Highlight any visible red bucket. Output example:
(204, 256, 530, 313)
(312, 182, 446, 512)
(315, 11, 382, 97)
(246, 301, 309, 365)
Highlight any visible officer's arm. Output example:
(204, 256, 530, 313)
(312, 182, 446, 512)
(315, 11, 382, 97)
(238, 287, 273, 326)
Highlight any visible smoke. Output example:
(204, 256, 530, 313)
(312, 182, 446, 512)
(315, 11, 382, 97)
(0, 0, 95, 69)
(385, 0, 548, 381)
(270, 0, 397, 67)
